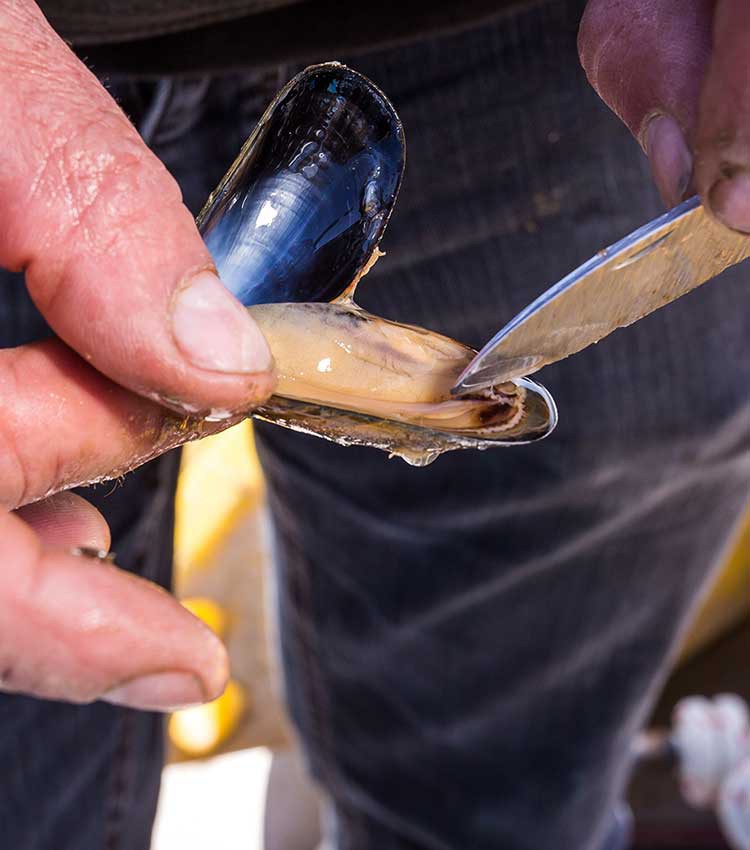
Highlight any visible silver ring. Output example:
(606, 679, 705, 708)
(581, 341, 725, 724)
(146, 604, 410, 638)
(68, 546, 116, 563)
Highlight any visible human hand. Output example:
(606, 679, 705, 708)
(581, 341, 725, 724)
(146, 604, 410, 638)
(0, 0, 274, 710)
(579, 0, 750, 231)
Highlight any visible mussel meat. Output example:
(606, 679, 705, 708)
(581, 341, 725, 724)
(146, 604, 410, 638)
(198, 63, 556, 465)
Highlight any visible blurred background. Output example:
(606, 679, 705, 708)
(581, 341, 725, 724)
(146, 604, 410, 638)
(152, 421, 749, 850)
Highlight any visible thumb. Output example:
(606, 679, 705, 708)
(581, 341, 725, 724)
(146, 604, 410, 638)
(0, 0, 273, 416)
(578, 0, 713, 208)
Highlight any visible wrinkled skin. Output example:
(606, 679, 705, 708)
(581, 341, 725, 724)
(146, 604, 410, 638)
(579, 0, 750, 230)
(0, 0, 748, 710)
(0, 0, 274, 712)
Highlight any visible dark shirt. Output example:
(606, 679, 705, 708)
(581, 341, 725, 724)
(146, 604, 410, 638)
(39, 0, 529, 75)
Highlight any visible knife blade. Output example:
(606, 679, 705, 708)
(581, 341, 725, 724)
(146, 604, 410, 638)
(452, 196, 750, 395)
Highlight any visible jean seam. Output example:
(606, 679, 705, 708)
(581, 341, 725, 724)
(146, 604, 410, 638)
(103, 708, 137, 850)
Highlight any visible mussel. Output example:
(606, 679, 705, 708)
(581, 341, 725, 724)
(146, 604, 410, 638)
(197, 63, 556, 466)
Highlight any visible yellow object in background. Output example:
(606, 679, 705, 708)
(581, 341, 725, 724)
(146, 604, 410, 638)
(679, 512, 750, 661)
(168, 680, 249, 758)
(171, 419, 291, 760)
(170, 596, 247, 757)
(173, 420, 264, 583)
(181, 597, 229, 639)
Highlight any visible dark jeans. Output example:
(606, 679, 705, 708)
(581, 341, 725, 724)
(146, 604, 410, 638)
(2, 2, 750, 849)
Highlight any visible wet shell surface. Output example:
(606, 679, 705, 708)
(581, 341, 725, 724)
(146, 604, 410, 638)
(198, 63, 404, 306)
(198, 63, 557, 465)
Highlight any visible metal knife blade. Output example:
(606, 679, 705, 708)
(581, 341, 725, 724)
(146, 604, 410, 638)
(453, 196, 750, 395)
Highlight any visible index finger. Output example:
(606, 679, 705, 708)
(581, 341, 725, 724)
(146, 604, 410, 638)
(0, 338, 241, 510)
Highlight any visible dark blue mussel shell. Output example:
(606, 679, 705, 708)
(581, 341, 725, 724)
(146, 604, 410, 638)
(197, 64, 405, 306)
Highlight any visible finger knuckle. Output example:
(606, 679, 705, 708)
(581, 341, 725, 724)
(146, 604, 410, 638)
(577, 0, 618, 85)
(32, 110, 182, 251)
(0, 415, 31, 512)
(73, 128, 170, 232)
(26, 110, 186, 311)
(0, 349, 67, 508)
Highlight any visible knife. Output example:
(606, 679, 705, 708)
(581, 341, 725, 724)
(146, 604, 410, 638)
(452, 196, 750, 395)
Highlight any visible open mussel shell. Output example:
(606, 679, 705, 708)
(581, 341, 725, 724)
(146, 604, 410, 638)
(246, 301, 557, 466)
(197, 63, 404, 306)
(199, 63, 557, 465)
(253, 377, 556, 467)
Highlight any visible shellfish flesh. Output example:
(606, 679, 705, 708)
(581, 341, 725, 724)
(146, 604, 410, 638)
(197, 63, 556, 466)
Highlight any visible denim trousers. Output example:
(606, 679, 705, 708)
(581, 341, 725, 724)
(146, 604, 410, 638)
(2, 2, 749, 849)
